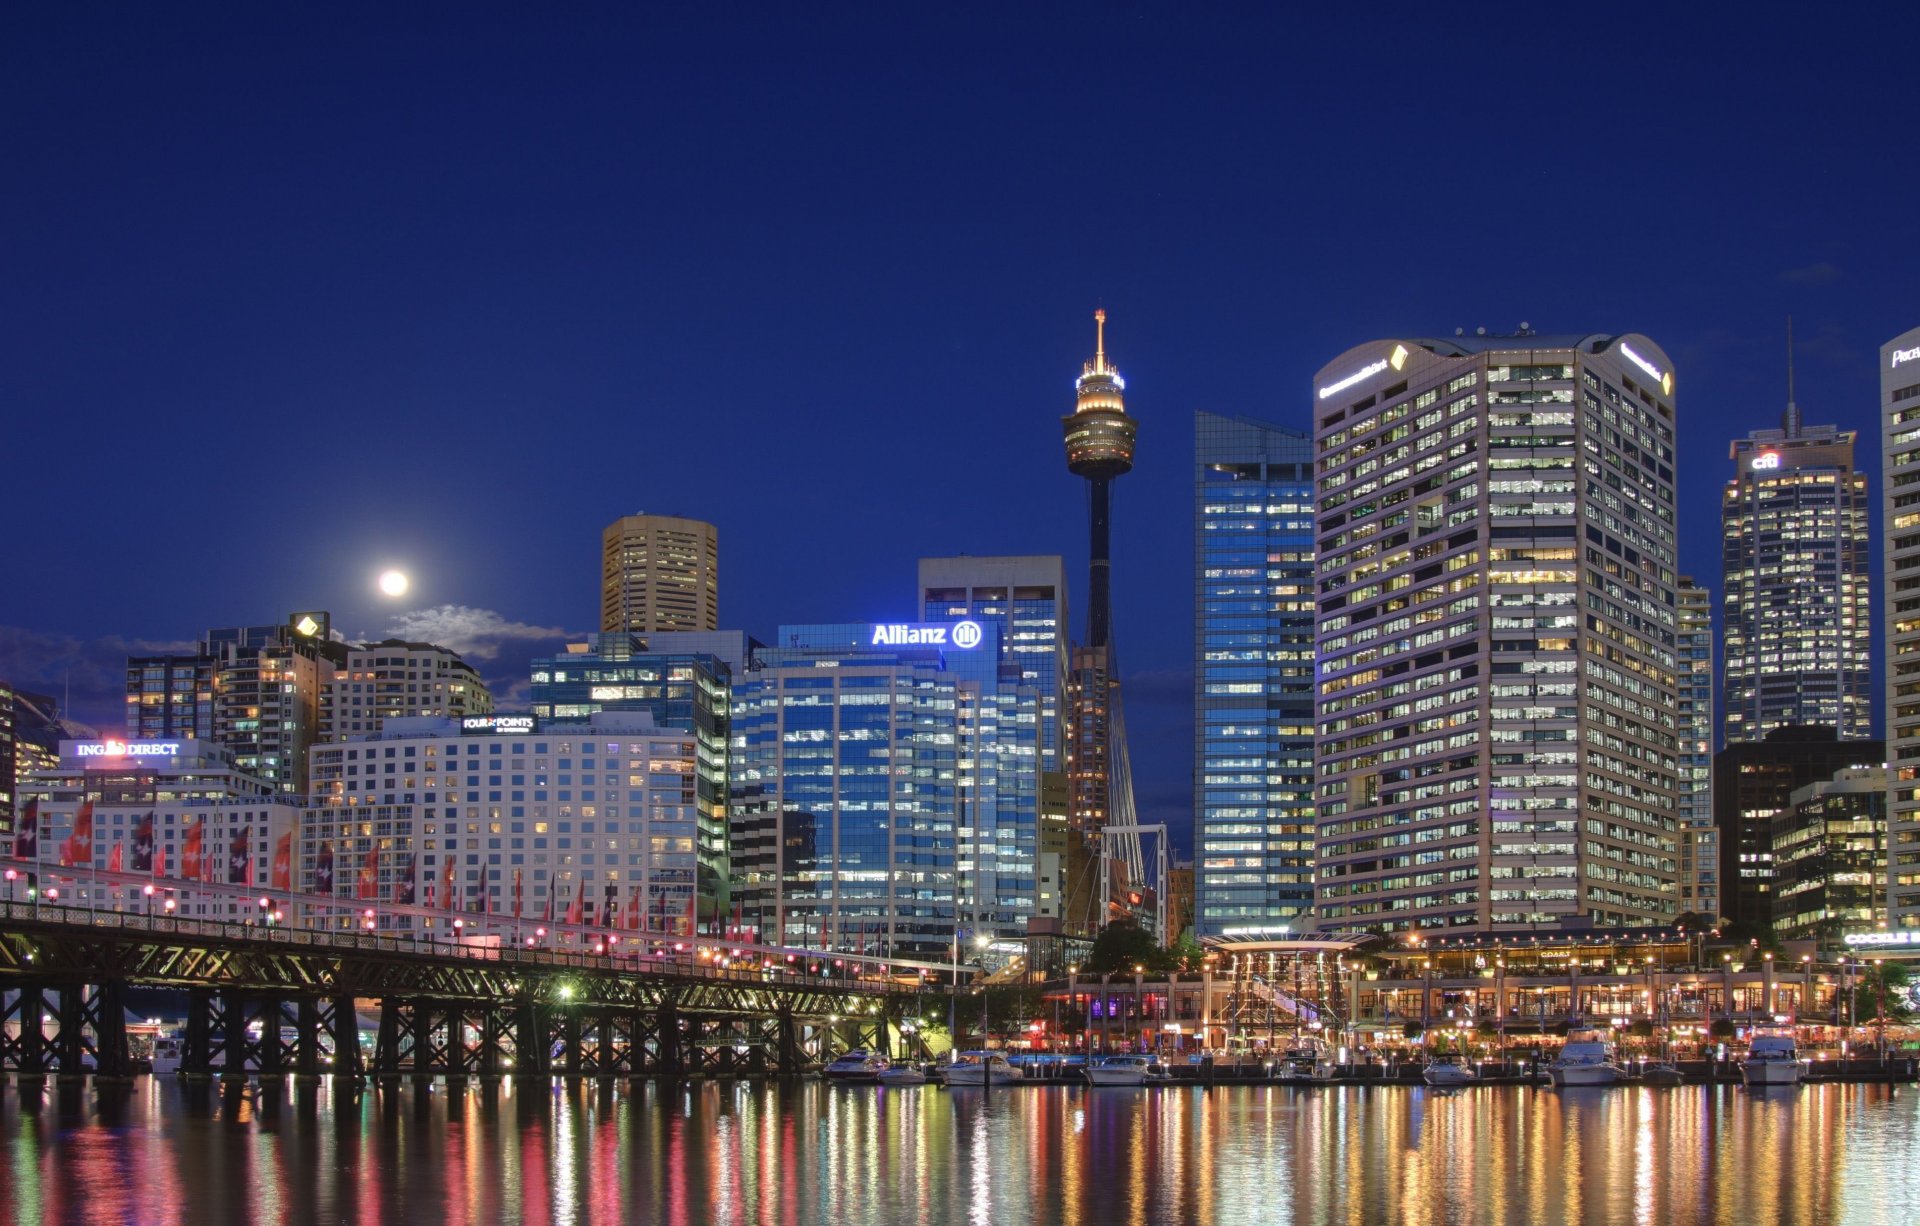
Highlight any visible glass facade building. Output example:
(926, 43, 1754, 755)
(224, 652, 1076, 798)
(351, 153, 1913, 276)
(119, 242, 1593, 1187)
(1312, 334, 1681, 932)
(919, 556, 1067, 773)
(1677, 577, 1718, 920)
(1722, 421, 1871, 743)
(1193, 411, 1316, 938)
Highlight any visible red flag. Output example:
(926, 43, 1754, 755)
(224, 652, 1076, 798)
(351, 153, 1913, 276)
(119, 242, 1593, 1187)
(61, 800, 94, 868)
(227, 825, 251, 885)
(314, 841, 334, 895)
(153, 835, 166, 879)
(443, 856, 456, 911)
(565, 877, 583, 926)
(108, 841, 123, 873)
(623, 886, 639, 930)
(684, 889, 697, 938)
(512, 867, 523, 919)
(181, 819, 205, 882)
(270, 830, 293, 891)
(11, 798, 39, 860)
(542, 880, 554, 924)
(357, 841, 380, 900)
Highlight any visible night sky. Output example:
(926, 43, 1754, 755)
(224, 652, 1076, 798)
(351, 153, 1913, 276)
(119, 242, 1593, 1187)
(6, 6, 1917, 853)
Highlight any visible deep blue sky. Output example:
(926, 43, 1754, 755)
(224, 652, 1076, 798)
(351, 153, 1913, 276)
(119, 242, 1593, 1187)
(6, 6, 1917, 853)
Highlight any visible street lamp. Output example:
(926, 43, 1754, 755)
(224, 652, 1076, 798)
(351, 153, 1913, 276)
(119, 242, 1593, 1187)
(258, 897, 271, 928)
(163, 897, 176, 917)
(5, 868, 16, 904)
(143, 883, 156, 917)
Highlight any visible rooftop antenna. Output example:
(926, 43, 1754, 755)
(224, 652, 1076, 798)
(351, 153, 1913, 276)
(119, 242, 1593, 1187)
(1782, 316, 1801, 438)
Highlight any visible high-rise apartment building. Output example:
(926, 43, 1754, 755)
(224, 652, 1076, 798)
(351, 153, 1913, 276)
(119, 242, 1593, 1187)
(1193, 411, 1316, 938)
(1312, 332, 1681, 932)
(125, 652, 216, 742)
(1677, 577, 1718, 920)
(1883, 325, 1920, 930)
(1722, 409, 1870, 743)
(320, 639, 493, 742)
(600, 514, 719, 635)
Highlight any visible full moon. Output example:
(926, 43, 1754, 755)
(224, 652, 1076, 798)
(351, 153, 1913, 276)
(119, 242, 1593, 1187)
(377, 569, 410, 598)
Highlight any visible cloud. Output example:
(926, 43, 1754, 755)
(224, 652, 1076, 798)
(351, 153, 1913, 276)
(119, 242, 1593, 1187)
(1779, 261, 1842, 287)
(380, 605, 579, 661)
(0, 625, 195, 731)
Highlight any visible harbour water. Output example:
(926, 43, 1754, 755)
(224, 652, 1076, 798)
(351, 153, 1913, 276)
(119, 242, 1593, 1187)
(4, 1077, 1918, 1225)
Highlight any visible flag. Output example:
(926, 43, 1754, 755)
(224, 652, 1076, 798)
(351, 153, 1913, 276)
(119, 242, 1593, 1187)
(443, 856, 456, 911)
(542, 881, 554, 924)
(181, 819, 205, 882)
(397, 854, 418, 907)
(426, 880, 436, 908)
(513, 867, 523, 919)
(11, 798, 37, 860)
(356, 841, 380, 900)
(271, 830, 293, 891)
(623, 886, 639, 930)
(130, 813, 155, 874)
(314, 841, 335, 896)
(108, 841, 123, 873)
(61, 800, 95, 867)
(684, 889, 697, 938)
(603, 882, 618, 930)
(565, 877, 583, 926)
(227, 826, 251, 885)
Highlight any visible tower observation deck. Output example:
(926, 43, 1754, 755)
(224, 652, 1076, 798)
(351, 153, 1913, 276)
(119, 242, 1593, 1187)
(1062, 310, 1139, 648)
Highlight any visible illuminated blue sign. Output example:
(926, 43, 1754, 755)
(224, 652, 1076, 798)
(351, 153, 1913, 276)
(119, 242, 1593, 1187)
(870, 621, 985, 649)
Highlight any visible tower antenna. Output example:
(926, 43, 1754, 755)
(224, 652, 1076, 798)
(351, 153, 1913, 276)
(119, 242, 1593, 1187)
(1783, 316, 1801, 437)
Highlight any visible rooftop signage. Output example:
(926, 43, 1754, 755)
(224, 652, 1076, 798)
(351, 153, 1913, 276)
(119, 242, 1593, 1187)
(460, 715, 536, 735)
(74, 739, 181, 760)
(870, 620, 985, 649)
(1619, 342, 1674, 396)
(1893, 346, 1920, 369)
(1317, 346, 1408, 402)
(1750, 452, 1781, 471)
(1843, 930, 1920, 947)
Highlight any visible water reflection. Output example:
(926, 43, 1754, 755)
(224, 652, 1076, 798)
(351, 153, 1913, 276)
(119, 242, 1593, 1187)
(2, 1078, 1915, 1224)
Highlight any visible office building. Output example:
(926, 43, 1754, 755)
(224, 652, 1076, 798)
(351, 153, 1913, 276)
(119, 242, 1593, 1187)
(320, 639, 493, 742)
(600, 513, 719, 635)
(1883, 325, 1920, 931)
(1714, 726, 1882, 936)
(919, 555, 1068, 773)
(307, 711, 726, 932)
(1312, 331, 1681, 932)
(1676, 577, 1718, 920)
(1193, 411, 1316, 938)
(1722, 404, 1870, 742)
(1773, 765, 1887, 946)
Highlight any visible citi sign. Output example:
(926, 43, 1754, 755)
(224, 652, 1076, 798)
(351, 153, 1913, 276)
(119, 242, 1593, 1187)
(870, 620, 985, 649)
(76, 740, 181, 758)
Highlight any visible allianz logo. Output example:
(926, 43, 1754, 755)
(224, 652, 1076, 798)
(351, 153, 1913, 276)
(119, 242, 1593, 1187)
(870, 621, 985, 649)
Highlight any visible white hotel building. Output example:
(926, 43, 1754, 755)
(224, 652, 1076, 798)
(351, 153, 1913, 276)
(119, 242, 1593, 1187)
(1311, 332, 1682, 933)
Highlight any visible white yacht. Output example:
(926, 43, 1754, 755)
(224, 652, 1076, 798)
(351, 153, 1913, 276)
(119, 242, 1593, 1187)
(877, 1063, 928, 1086)
(1548, 1039, 1625, 1087)
(943, 1051, 1020, 1086)
(1274, 1037, 1337, 1083)
(149, 1034, 184, 1075)
(1740, 1035, 1803, 1088)
(823, 1050, 891, 1082)
(1083, 1055, 1164, 1087)
(1422, 1054, 1477, 1086)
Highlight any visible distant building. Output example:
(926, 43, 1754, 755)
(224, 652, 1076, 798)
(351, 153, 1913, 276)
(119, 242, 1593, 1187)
(1773, 765, 1888, 947)
(1882, 325, 1920, 932)
(1677, 578, 1718, 921)
(1312, 332, 1681, 932)
(0, 682, 14, 834)
(600, 513, 719, 635)
(1714, 726, 1883, 936)
(1721, 409, 1870, 743)
(1193, 410, 1315, 939)
(320, 639, 492, 742)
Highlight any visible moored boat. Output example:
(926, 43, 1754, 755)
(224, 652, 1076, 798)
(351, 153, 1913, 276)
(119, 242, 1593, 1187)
(1740, 1035, 1803, 1088)
(1084, 1055, 1158, 1087)
(1274, 1037, 1336, 1083)
(944, 1051, 1020, 1086)
(877, 1063, 928, 1086)
(1548, 1039, 1625, 1087)
(1640, 1062, 1685, 1085)
(1422, 1054, 1477, 1086)
(823, 1050, 891, 1082)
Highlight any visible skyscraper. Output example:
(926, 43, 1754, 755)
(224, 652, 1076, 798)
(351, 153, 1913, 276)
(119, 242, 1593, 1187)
(1193, 411, 1316, 938)
(600, 514, 719, 635)
(1676, 577, 1718, 921)
(1882, 325, 1920, 931)
(1060, 313, 1140, 925)
(1312, 332, 1681, 932)
(919, 555, 1068, 772)
(1721, 368, 1870, 742)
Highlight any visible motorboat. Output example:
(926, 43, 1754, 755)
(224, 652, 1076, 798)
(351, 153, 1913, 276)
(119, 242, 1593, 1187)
(1548, 1039, 1625, 1087)
(1274, 1036, 1337, 1083)
(1083, 1055, 1164, 1087)
(1741, 1034, 1803, 1088)
(943, 1051, 1020, 1086)
(877, 1063, 928, 1086)
(1422, 1054, 1477, 1086)
(1640, 1062, 1685, 1086)
(823, 1050, 891, 1082)
(149, 1034, 184, 1075)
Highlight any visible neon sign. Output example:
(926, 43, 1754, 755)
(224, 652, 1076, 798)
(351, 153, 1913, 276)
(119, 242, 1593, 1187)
(1750, 452, 1781, 471)
(1844, 930, 1920, 947)
(75, 740, 180, 759)
(870, 621, 985, 649)
(1619, 343, 1674, 396)
(1893, 347, 1920, 369)
(460, 715, 536, 734)
(1318, 359, 1389, 401)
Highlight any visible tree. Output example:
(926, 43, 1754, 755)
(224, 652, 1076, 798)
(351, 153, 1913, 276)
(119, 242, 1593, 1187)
(1852, 961, 1914, 1026)
(1080, 921, 1179, 977)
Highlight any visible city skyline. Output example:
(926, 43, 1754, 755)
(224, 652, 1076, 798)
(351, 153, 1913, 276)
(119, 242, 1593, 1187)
(6, 7, 1919, 861)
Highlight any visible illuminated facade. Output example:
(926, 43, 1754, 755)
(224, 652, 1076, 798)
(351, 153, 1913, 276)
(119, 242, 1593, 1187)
(600, 513, 719, 635)
(1721, 419, 1870, 743)
(320, 639, 492, 742)
(919, 555, 1067, 773)
(1774, 765, 1887, 946)
(0, 681, 13, 834)
(307, 711, 726, 932)
(1311, 333, 1681, 932)
(1193, 411, 1316, 938)
(1676, 577, 1718, 920)
(1884, 325, 1920, 930)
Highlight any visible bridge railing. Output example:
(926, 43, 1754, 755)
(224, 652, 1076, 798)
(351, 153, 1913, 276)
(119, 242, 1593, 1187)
(0, 898, 909, 992)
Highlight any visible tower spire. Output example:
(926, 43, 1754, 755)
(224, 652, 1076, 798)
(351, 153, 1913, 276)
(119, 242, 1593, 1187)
(1094, 309, 1108, 374)
(1783, 316, 1801, 438)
